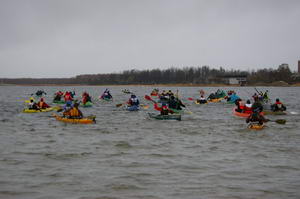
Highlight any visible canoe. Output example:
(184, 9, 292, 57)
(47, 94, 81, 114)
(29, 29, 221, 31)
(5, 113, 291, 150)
(23, 107, 54, 113)
(126, 105, 140, 111)
(263, 110, 287, 115)
(53, 114, 96, 124)
(233, 108, 264, 118)
(248, 123, 265, 130)
(148, 113, 181, 121)
(208, 98, 223, 103)
(53, 100, 65, 104)
(81, 101, 93, 107)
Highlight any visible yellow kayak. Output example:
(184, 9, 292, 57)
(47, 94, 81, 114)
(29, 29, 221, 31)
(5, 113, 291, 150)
(23, 107, 55, 113)
(248, 123, 265, 130)
(208, 98, 223, 103)
(53, 114, 96, 124)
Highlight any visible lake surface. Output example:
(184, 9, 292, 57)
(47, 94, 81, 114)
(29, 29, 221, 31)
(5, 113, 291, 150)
(0, 86, 299, 199)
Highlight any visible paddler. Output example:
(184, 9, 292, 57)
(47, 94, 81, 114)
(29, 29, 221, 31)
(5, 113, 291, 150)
(197, 95, 207, 104)
(235, 99, 244, 113)
(271, 98, 286, 112)
(28, 99, 39, 110)
(54, 91, 63, 101)
(37, 98, 50, 109)
(251, 97, 263, 113)
(63, 102, 83, 119)
(246, 109, 269, 125)
(128, 94, 140, 107)
(82, 92, 92, 104)
(154, 102, 173, 115)
(64, 91, 73, 102)
(243, 100, 252, 114)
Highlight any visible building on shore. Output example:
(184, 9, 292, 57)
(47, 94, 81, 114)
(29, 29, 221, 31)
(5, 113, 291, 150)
(217, 75, 247, 86)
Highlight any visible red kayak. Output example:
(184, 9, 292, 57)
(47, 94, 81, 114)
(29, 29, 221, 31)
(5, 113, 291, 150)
(233, 108, 264, 118)
(150, 93, 158, 96)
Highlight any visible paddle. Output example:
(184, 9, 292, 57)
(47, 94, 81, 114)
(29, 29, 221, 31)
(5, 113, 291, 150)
(87, 115, 96, 121)
(269, 119, 286, 125)
(145, 95, 157, 104)
(187, 97, 194, 101)
(140, 104, 149, 109)
(116, 103, 125, 107)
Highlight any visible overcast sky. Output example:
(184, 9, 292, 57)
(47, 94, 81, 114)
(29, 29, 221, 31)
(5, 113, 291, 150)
(0, 0, 299, 78)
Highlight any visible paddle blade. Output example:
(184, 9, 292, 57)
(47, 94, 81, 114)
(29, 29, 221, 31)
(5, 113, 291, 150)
(116, 103, 123, 107)
(141, 105, 149, 109)
(187, 97, 194, 101)
(145, 95, 152, 101)
(275, 119, 286, 124)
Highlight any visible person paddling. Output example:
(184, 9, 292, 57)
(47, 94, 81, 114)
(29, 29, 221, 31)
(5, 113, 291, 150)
(271, 98, 286, 112)
(243, 100, 252, 114)
(63, 102, 83, 119)
(154, 102, 173, 115)
(197, 95, 207, 104)
(128, 94, 140, 107)
(246, 109, 269, 125)
(28, 99, 39, 110)
(37, 98, 50, 109)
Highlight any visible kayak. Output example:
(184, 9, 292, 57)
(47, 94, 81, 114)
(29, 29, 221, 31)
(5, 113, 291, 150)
(53, 114, 96, 124)
(53, 100, 65, 104)
(148, 113, 181, 121)
(122, 90, 131, 94)
(233, 108, 264, 118)
(208, 98, 223, 103)
(101, 97, 112, 101)
(126, 105, 140, 111)
(169, 108, 184, 114)
(248, 123, 265, 130)
(81, 101, 93, 107)
(23, 107, 55, 113)
(195, 100, 208, 105)
(264, 110, 287, 115)
(150, 93, 158, 96)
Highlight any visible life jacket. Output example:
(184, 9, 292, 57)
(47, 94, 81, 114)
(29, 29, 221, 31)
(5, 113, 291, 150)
(65, 94, 72, 101)
(275, 102, 282, 108)
(239, 101, 245, 110)
(161, 105, 169, 115)
(130, 97, 139, 106)
(38, 101, 44, 108)
(244, 103, 252, 113)
(70, 108, 80, 117)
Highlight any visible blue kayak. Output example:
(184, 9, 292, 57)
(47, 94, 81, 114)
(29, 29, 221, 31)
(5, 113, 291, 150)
(126, 105, 139, 111)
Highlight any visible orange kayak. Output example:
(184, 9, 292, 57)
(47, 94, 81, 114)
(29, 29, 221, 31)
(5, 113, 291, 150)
(233, 108, 264, 118)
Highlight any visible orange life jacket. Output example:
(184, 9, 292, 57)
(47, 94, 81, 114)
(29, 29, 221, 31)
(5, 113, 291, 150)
(70, 107, 80, 117)
(38, 101, 44, 108)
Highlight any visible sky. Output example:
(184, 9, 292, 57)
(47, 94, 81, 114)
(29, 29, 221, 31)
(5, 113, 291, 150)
(0, 0, 300, 78)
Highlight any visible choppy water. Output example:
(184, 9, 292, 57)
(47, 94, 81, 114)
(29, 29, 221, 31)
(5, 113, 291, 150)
(0, 86, 300, 199)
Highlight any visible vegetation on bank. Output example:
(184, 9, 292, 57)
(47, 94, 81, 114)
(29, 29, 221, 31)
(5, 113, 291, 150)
(1, 64, 299, 86)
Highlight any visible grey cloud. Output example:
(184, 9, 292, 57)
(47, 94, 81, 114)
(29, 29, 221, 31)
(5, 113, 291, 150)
(0, 0, 300, 77)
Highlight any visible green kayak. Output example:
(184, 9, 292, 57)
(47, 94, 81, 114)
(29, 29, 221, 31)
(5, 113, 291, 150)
(264, 110, 287, 115)
(169, 108, 184, 114)
(148, 113, 181, 121)
(81, 101, 93, 107)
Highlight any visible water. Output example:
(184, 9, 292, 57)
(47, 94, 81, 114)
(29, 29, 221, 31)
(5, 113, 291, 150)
(0, 86, 299, 199)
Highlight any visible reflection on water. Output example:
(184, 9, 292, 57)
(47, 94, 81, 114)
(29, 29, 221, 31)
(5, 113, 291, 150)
(0, 86, 300, 199)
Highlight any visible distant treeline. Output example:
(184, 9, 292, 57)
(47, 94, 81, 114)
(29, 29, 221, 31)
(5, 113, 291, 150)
(0, 65, 298, 85)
